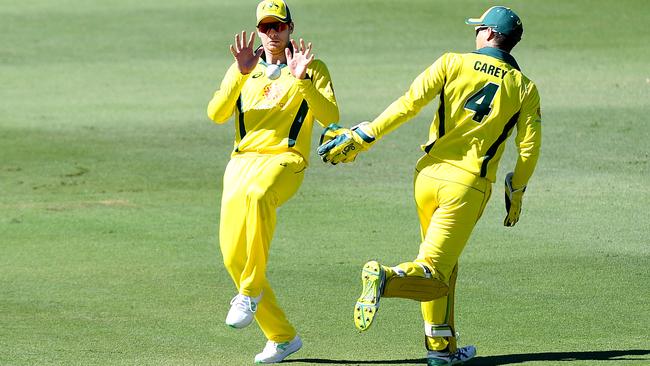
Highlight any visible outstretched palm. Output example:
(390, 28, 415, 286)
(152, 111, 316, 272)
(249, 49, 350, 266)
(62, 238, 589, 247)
(230, 30, 263, 75)
(286, 39, 314, 80)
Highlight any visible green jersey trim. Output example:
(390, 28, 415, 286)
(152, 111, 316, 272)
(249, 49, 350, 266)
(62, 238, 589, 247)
(437, 81, 447, 138)
(235, 95, 246, 152)
(288, 100, 309, 147)
(473, 47, 520, 71)
(480, 111, 519, 177)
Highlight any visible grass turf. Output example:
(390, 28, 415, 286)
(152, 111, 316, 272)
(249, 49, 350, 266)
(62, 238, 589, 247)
(1, 0, 649, 365)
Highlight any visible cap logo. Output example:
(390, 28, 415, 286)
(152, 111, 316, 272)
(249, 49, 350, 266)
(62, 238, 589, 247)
(265, 2, 280, 10)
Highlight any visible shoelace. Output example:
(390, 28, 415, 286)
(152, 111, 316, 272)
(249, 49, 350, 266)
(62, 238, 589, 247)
(231, 295, 257, 312)
(449, 348, 468, 361)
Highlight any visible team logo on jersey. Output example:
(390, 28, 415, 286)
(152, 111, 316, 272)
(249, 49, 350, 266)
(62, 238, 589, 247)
(252, 72, 263, 79)
(254, 83, 286, 110)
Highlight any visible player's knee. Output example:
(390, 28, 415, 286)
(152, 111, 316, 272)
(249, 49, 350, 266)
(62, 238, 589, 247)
(414, 258, 437, 274)
(414, 256, 456, 282)
(246, 185, 277, 206)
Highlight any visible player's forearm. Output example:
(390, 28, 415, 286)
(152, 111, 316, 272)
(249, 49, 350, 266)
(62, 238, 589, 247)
(207, 92, 236, 123)
(512, 99, 542, 188)
(295, 79, 339, 125)
(366, 95, 424, 140)
(207, 69, 250, 123)
(512, 153, 539, 188)
(512, 133, 541, 188)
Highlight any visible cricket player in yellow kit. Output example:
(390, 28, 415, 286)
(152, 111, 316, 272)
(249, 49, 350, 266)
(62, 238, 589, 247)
(318, 6, 541, 366)
(207, 0, 338, 363)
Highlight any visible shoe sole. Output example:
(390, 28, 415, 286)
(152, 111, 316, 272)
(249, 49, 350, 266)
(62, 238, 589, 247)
(225, 317, 253, 329)
(354, 260, 384, 331)
(428, 356, 474, 366)
(427, 359, 448, 366)
(428, 346, 476, 366)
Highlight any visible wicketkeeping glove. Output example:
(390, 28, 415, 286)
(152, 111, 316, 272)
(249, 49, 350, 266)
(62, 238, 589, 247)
(318, 123, 347, 147)
(504, 171, 526, 227)
(317, 122, 375, 164)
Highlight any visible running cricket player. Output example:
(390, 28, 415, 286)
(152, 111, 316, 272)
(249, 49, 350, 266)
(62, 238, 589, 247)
(318, 6, 541, 365)
(207, 0, 339, 363)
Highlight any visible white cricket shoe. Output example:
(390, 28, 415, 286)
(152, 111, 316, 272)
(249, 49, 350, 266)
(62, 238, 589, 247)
(427, 345, 476, 365)
(225, 293, 261, 329)
(254, 335, 302, 364)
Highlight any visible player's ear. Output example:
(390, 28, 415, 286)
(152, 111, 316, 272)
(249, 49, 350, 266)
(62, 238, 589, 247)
(486, 27, 497, 41)
(288, 22, 294, 34)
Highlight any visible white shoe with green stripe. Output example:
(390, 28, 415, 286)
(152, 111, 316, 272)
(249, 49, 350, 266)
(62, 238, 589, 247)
(427, 345, 476, 365)
(254, 335, 302, 364)
(226, 293, 261, 329)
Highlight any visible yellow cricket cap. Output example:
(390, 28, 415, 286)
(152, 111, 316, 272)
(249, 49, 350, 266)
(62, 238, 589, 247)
(256, 0, 292, 25)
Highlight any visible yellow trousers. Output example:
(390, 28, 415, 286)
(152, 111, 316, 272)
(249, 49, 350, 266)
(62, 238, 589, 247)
(387, 154, 492, 351)
(219, 152, 305, 343)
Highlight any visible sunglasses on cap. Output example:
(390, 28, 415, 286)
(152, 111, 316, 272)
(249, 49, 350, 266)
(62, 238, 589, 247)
(475, 26, 489, 36)
(257, 22, 289, 33)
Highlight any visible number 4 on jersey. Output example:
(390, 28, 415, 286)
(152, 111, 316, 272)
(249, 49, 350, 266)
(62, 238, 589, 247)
(464, 82, 500, 123)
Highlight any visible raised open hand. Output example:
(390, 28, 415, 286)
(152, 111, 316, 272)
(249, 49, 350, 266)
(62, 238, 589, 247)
(230, 31, 263, 75)
(285, 38, 314, 80)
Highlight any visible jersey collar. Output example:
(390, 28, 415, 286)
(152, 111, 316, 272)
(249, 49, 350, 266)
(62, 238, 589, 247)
(258, 43, 292, 67)
(474, 47, 520, 71)
(259, 59, 287, 68)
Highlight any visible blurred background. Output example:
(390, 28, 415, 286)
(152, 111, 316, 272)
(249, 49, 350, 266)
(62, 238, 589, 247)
(1, 1, 649, 364)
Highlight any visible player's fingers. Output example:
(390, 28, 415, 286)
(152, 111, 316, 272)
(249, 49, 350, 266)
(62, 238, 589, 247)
(299, 38, 306, 52)
(230, 44, 237, 58)
(316, 140, 333, 156)
(247, 31, 256, 49)
(303, 43, 312, 58)
(290, 39, 298, 53)
(254, 46, 264, 58)
(328, 154, 337, 164)
(234, 33, 241, 52)
(240, 31, 247, 50)
(285, 47, 292, 62)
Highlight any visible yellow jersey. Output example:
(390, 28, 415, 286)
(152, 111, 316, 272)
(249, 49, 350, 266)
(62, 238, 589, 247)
(366, 47, 541, 187)
(207, 58, 339, 162)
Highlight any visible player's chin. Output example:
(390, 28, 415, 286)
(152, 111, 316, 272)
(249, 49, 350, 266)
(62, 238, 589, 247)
(265, 41, 286, 53)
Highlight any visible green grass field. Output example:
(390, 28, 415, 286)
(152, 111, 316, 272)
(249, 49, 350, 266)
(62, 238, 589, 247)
(2, 0, 649, 365)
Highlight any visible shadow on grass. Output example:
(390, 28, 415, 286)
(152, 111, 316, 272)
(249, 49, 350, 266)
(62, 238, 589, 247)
(285, 349, 650, 365)
(285, 358, 425, 365)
